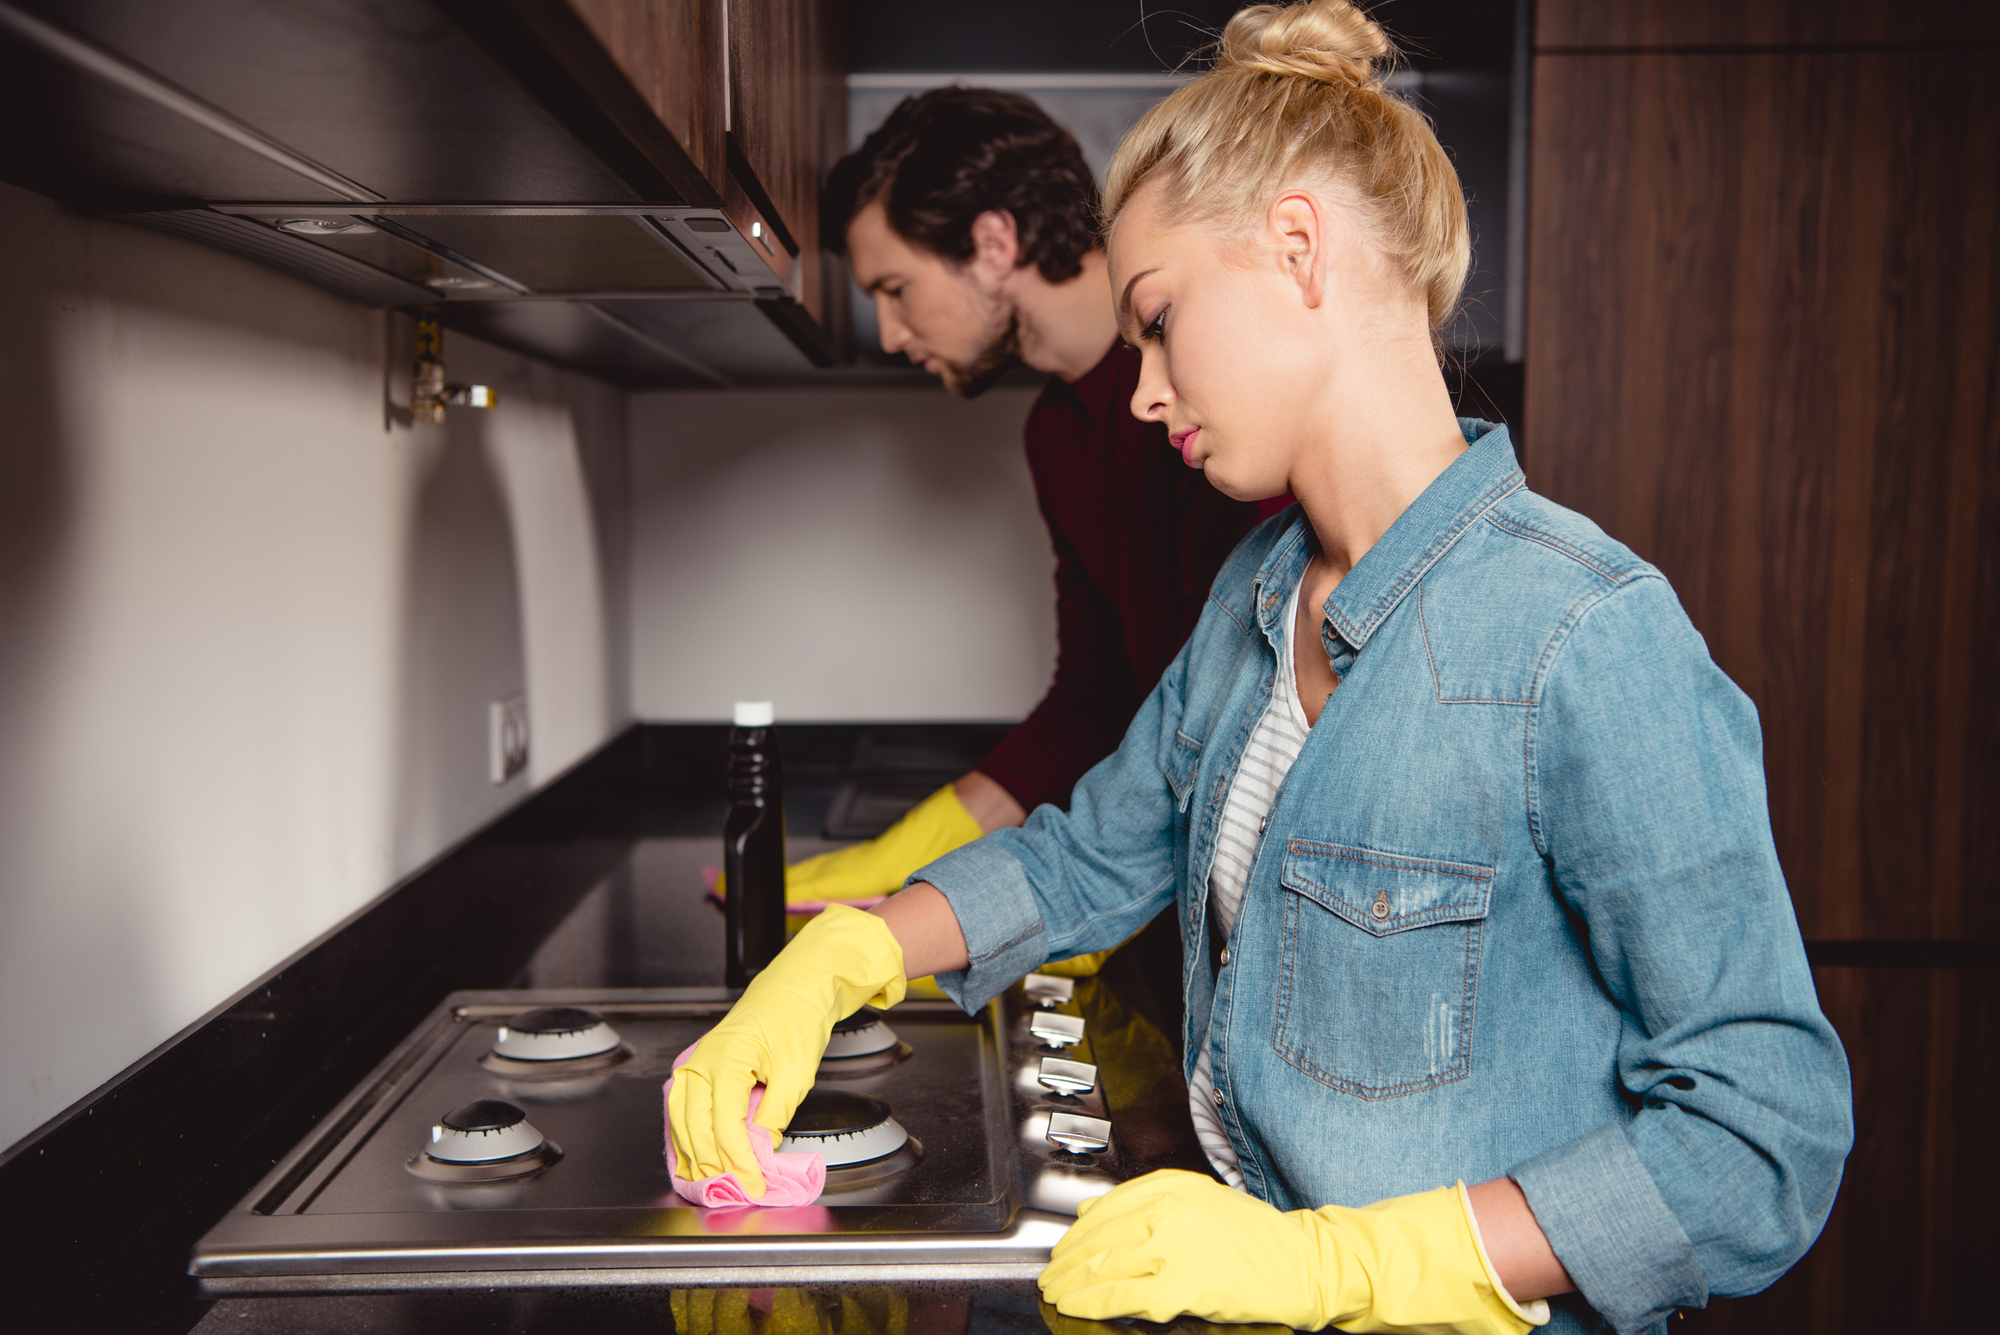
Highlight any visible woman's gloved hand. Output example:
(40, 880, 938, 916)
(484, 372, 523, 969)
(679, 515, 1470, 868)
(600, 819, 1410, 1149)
(664, 906, 906, 1198)
(1039, 1170, 1550, 1333)
(714, 784, 984, 908)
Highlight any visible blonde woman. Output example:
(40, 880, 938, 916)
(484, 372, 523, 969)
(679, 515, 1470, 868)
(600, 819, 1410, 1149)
(668, 3, 1852, 1330)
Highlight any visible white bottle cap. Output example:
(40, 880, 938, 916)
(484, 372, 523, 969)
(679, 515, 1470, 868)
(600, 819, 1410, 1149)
(733, 700, 775, 727)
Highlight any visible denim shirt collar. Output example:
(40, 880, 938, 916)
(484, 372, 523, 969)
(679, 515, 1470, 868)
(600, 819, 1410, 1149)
(1253, 420, 1524, 662)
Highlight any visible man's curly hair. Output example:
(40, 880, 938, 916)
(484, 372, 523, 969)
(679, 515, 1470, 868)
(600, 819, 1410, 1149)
(823, 87, 1101, 283)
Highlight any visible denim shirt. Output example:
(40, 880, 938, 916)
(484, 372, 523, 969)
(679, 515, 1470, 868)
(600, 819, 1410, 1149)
(916, 423, 1852, 1335)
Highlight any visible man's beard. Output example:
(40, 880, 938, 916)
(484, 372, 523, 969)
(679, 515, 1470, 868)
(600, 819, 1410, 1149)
(937, 312, 1021, 399)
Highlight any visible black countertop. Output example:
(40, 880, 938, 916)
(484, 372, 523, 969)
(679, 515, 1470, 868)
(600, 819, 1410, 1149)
(187, 1279, 1087, 1335)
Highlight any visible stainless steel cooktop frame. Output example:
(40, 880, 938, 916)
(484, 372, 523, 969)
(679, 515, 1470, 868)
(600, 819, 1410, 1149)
(191, 986, 1121, 1293)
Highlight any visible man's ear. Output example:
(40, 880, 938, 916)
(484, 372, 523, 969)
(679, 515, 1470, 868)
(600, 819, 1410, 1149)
(967, 210, 1022, 282)
(1269, 191, 1327, 309)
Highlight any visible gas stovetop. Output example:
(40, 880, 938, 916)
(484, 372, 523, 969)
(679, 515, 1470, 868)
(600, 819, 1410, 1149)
(191, 978, 1128, 1292)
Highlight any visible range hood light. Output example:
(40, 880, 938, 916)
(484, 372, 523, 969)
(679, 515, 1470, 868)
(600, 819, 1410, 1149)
(276, 217, 375, 236)
(750, 221, 762, 239)
(425, 275, 496, 290)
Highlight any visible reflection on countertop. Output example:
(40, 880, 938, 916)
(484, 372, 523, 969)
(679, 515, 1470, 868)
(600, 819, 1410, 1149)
(191, 1280, 1287, 1335)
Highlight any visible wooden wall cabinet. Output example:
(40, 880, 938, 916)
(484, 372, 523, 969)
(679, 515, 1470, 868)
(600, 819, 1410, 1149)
(1526, 1, 1999, 945)
(1525, 1, 1998, 1326)
(560, 0, 848, 341)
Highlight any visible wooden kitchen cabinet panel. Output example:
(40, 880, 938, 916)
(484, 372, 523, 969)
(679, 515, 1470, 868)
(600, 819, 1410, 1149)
(1678, 966, 1996, 1330)
(560, 1, 847, 333)
(725, 0, 849, 332)
(1524, 49, 2000, 940)
(565, 0, 728, 195)
(1535, 0, 2000, 48)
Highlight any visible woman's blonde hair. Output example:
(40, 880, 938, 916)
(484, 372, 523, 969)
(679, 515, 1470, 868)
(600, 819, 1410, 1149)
(1103, 0, 1469, 338)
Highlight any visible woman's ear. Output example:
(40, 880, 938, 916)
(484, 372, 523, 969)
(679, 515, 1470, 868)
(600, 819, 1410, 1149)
(1269, 191, 1327, 308)
(967, 209, 1022, 283)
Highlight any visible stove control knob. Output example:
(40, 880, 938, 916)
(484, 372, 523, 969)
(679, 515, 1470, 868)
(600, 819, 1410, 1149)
(1037, 1057, 1098, 1098)
(1023, 973, 1075, 1010)
(1046, 1111, 1112, 1155)
(427, 1099, 546, 1163)
(1029, 1012, 1086, 1050)
(491, 1006, 621, 1062)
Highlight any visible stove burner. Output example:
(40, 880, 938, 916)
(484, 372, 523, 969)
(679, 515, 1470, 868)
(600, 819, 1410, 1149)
(480, 1006, 629, 1077)
(407, 1099, 563, 1182)
(780, 1090, 922, 1187)
(816, 1008, 910, 1076)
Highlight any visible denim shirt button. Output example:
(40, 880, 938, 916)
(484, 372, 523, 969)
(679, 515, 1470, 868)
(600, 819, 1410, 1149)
(1212, 1087, 1225, 1108)
(1219, 947, 1232, 967)
(1257, 815, 1268, 835)
(1371, 891, 1391, 920)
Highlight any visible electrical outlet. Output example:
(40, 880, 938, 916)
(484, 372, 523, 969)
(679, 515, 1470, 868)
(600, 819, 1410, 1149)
(490, 693, 529, 785)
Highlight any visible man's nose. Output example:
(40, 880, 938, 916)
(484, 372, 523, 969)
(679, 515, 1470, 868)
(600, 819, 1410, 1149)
(874, 296, 910, 354)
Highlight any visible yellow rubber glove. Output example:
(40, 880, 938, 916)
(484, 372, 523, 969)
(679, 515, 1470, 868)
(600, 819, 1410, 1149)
(786, 784, 983, 904)
(713, 784, 984, 907)
(1039, 1170, 1550, 1333)
(665, 905, 906, 1198)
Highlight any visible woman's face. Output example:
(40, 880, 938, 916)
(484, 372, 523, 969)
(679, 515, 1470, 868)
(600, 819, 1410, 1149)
(1108, 178, 1333, 502)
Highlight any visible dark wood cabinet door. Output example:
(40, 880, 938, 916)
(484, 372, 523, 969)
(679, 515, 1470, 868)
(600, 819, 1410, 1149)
(1525, 25, 2000, 944)
(1526, 8, 2000, 1323)
(565, 0, 730, 198)
(562, 1, 847, 338)
(724, 0, 848, 331)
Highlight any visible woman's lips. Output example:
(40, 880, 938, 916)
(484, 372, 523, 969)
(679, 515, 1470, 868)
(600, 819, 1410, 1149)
(1169, 427, 1201, 466)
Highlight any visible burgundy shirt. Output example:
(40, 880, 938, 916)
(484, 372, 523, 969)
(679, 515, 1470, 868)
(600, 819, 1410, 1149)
(978, 342, 1272, 813)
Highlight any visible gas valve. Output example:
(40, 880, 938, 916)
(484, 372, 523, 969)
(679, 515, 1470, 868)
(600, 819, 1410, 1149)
(411, 308, 496, 423)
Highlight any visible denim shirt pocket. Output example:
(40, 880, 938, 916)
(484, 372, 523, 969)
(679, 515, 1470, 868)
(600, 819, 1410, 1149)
(1274, 841, 1494, 1099)
(1160, 729, 1203, 813)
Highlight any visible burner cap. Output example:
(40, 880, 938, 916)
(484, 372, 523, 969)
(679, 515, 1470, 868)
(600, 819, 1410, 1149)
(828, 1008, 883, 1036)
(490, 1007, 622, 1062)
(412, 1099, 561, 1181)
(508, 1006, 604, 1035)
(442, 1099, 527, 1133)
(780, 1090, 910, 1167)
(823, 1009, 899, 1060)
(785, 1090, 891, 1134)
(426, 1100, 547, 1165)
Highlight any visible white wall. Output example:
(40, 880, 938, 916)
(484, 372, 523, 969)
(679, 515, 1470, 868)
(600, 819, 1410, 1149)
(0, 182, 631, 1154)
(629, 386, 1054, 721)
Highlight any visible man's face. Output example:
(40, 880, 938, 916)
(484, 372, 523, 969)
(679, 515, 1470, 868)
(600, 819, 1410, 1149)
(847, 201, 1017, 396)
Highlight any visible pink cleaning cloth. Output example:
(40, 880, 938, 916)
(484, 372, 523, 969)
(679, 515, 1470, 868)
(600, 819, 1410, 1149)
(663, 1042, 826, 1207)
(701, 865, 888, 916)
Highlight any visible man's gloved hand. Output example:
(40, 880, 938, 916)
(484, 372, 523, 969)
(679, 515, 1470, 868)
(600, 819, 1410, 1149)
(1039, 1170, 1550, 1333)
(715, 784, 984, 907)
(665, 905, 906, 1198)
(1032, 941, 1126, 978)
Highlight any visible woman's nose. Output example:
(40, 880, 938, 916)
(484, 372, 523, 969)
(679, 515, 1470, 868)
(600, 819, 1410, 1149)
(1131, 353, 1173, 422)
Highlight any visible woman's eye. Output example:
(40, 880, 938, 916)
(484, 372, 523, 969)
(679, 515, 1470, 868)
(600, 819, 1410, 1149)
(1140, 308, 1167, 342)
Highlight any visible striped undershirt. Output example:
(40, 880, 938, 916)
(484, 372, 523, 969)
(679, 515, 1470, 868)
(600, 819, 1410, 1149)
(1188, 570, 1315, 1188)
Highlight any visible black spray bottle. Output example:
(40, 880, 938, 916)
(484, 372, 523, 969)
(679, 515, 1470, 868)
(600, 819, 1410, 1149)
(722, 700, 786, 988)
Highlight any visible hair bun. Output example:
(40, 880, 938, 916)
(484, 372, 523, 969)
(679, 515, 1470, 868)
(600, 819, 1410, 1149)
(1215, 0, 1395, 88)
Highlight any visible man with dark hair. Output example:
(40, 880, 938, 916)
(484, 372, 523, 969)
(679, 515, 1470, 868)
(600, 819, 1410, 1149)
(776, 87, 1271, 979)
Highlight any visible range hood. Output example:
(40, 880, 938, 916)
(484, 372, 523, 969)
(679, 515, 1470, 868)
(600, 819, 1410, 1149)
(0, 0, 847, 387)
